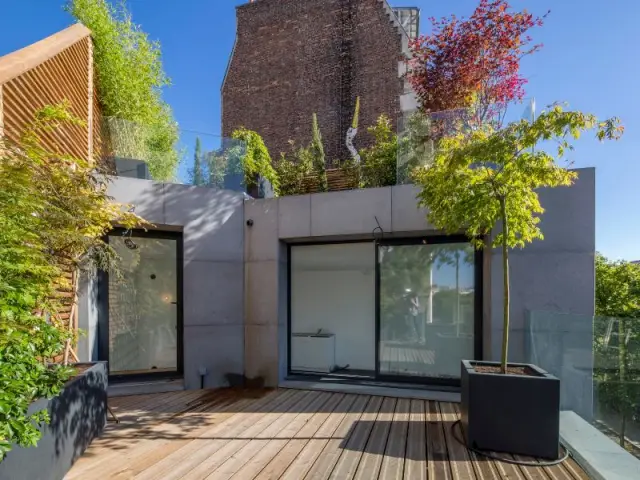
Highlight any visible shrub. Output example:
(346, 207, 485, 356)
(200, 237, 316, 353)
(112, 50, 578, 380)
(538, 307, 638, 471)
(359, 115, 398, 188)
(274, 142, 315, 196)
(0, 103, 143, 460)
(231, 128, 280, 196)
(66, 0, 180, 180)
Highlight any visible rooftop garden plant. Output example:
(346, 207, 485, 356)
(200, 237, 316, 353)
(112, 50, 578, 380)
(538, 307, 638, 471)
(66, 0, 180, 180)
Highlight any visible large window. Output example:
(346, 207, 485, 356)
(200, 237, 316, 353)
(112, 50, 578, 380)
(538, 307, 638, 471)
(378, 240, 478, 380)
(288, 237, 481, 386)
(290, 243, 375, 375)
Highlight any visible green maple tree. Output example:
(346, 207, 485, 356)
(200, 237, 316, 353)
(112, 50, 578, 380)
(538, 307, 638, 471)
(414, 105, 623, 373)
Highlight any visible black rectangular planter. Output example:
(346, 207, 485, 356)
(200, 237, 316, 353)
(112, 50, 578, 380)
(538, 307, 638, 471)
(460, 360, 560, 460)
(0, 362, 108, 480)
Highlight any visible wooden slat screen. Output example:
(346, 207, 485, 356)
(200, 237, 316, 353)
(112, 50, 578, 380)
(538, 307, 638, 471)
(2, 37, 91, 159)
(302, 167, 360, 193)
(0, 24, 103, 358)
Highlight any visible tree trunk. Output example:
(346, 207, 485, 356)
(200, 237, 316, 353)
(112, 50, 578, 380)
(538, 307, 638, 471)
(500, 196, 510, 374)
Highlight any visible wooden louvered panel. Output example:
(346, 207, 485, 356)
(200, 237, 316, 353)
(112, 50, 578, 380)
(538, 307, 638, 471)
(302, 167, 360, 193)
(0, 25, 95, 358)
(2, 37, 90, 160)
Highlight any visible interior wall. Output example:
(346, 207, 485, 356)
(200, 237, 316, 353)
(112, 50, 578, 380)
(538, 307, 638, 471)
(291, 243, 376, 371)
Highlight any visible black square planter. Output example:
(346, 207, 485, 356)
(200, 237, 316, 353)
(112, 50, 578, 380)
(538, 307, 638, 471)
(0, 362, 108, 480)
(460, 360, 560, 460)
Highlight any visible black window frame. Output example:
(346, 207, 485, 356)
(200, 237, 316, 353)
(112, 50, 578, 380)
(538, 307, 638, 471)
(97, 228, 184, 383)
(286, 235, 483, 388)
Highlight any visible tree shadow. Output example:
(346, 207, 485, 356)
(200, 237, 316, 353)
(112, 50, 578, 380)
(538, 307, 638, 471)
(0, 363, 107, 479)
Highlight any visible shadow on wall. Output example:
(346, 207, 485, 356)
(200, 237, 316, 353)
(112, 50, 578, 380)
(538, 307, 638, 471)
(128, 182, 244, 260)
(110, 180, 246, 388)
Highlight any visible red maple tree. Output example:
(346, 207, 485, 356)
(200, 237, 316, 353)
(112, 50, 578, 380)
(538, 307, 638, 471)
(406, 0, 547, 125)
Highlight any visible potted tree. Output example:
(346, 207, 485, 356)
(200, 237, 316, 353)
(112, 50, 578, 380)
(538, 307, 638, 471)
(414, 106, 623, 459)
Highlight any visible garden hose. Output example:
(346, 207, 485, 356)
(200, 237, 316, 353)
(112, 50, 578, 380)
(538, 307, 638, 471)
(451, 419, 571, 467)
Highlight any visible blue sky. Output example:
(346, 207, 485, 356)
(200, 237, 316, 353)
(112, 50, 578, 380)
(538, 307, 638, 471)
(1, 1, 638, 260)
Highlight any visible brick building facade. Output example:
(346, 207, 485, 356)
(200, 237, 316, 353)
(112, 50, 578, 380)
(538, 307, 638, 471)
(222, 0, 418, 163)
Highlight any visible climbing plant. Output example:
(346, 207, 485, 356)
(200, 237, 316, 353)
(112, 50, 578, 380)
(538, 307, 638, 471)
(231, 128, 280, 196)
(0, 103, 144, 460)
(66, 0, 180, 180)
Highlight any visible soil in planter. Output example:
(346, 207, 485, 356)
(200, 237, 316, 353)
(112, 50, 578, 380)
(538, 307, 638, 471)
(473, 365, 540, 376)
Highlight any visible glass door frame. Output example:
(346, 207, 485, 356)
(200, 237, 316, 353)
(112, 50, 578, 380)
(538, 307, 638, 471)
(97, 228, 184, 382)
(374, 235, 484, 387)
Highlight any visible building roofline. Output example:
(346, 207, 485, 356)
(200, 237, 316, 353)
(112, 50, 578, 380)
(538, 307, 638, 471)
(0, 23, 91, 85)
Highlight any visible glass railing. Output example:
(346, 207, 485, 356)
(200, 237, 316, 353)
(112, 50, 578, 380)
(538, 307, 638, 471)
(397, 100, 538, 185)
(100, 117, 255, 195)
(526, 310, 640, 456)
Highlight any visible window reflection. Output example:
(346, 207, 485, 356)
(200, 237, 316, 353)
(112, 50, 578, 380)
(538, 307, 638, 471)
(379, 242, 475, 379)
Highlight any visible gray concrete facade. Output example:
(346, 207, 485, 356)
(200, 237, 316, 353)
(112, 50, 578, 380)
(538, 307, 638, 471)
(78, 177, 245, 390)
(79, 168, 595, 390)
(245, 168, 596, 386)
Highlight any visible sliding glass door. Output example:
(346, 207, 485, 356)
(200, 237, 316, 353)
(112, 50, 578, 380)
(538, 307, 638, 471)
(377, 238, 480, 383)
(100, 230, 183, 378)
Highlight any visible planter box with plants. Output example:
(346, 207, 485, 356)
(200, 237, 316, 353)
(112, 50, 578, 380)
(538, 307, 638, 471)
(461, 360, 560, 459)
(0, 362, 108, 480)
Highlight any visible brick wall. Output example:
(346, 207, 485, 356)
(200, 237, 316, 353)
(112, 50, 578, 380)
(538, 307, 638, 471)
(222, 0, 404, 163)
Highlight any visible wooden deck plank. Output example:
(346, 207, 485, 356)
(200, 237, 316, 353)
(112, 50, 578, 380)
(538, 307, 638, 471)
(66, 389, 591, 480)
(426, 400, 452, 480)
(279, 394, 359, 480)
(561, 458, 590, 480)
(134, 389, 298, 480)
(303, 394, 372, 479)
(492, 454, 528, 480)
(512, 455, 551, 480)
(328, 395, 384, 480)
(352, 396, 397, 480)
(439, 401, 477, 480)
(106, 393, 261, 478)
(167, 390, 309, 480)
(253, 393, 345, 480)
(196, 391, 320, 480)
(378, 398, 411, 480)
(403, 399, 427, 480)
(67, 389, 229, 478)
(538, 459, 578, 480)
(450, 404, 501, 480)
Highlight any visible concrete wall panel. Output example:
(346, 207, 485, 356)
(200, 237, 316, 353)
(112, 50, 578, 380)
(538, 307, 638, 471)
(163, 184, 244, 262)
(245, 198, 279, 261)
(278, 195, 311, 239)
(246, 260, 280, 327)
(183, 260, 243, 326)
(183, 325, 244, 389)
(245, 324, 279, 386)
(391, 184, 430, 232)
(107, 177, 165, 224)
(92, 178, 246, 390)
(310, 187, 392, 236)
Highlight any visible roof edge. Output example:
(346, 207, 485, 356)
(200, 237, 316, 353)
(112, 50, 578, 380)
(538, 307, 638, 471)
(0, 23, 91, 85)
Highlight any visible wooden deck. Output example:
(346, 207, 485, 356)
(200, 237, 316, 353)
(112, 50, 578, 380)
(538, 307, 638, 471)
(68, 388, 589, 480)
